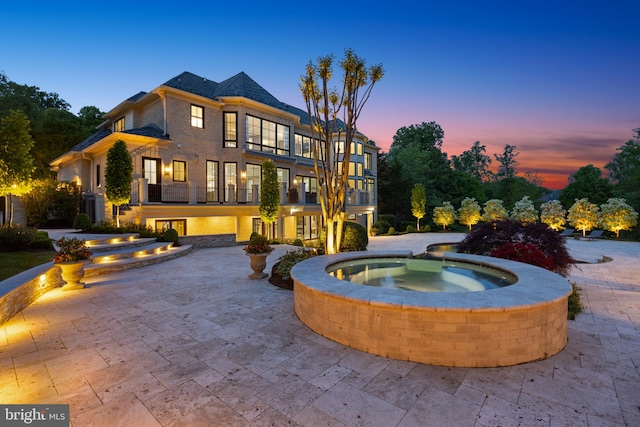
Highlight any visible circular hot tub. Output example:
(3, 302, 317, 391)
(291, 250, 572, 367)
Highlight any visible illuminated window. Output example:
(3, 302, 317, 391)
(206, 160, 218, 202)
(357, 142, 363, 156)
(246, 163, 261, 201)
(156, 219, 186, 236)
(364, 152, 372, 170)
(224, 112, 237, 147)
(114, 117, 125, 132)
(358, 163, 363, 177)
(173, 160, 186, 182)
(224, 162, 237, 202)
(96, 164, 101, 187)
(348, 162, 356, 176)
(191, 105, 204, 128)
(245, 115, 290, 155)
(335, 141, 345, 154)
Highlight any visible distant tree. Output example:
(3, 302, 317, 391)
(77, 106, 105, 134)
(0, 110, 35, 225)
(567, 198, 599, 236)
(377, 152, 410, 220)
(510, 196, 538, 224)
(105, 140, 133, 227)
(458, 197, 482, 230)
(300, 49, 383, 254)
(481, 199, 508, 222)
(599, 198, 638, 238)
(451, 141, 492, 181)
(259, 159, 280, 238)
(494, 144, 519, 180)
(410, 183, 426, 229)
(605, 129, 640, 213)
(389, 121, 444, 151)
(0, 72, 70, 119)
(559, 165, 613, 209)
(483, 176, 543, 211)
(433, 201, 456, 231)
(540, 200, 567, 231)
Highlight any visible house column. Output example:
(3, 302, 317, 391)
(139, 178, 148, 204)
(189, 181, 197, 204)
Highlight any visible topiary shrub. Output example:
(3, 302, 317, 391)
(31, 231, 54, 250)
(387, 226, 396, 235)
(406, 225, 415, 233)
(72, 213, 92, 232)
(372, 220, 391, 235)
(340, 222, 368, 251)
(456, 220, 574, 277)
(292, 238, 304, 247)
(157, 228, 180, 245)
(421, 224, 431, 232)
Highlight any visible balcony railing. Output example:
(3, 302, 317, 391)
(131, 179, 374, 206)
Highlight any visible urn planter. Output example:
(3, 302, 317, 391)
(247, 253, 270, 279)
(58, 261, 87, 290)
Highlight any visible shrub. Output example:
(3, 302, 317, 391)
(387, 226, 396, 235)
(421, 224, 431, 232)
(456, 220, 574, 276)
(341, 222, 368, 251)
(73, 213, 92, 231)
(292, 238, 303, 247)
(0, 226, 36, 251)
(31, 231, 54, 250)
(490, 242, 555, 271)
(406, 225, 415, 233)
(372, 220, 391, 235)
(157, 228, 179, 245)
(274, 248, 315, 281)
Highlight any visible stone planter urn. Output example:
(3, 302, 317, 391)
(246, 253, 270, 279)
(58, 261, 87, 290)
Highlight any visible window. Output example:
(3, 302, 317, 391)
(364, 152, 372, 170)
(96, 164, 101, 187)
(206, 160, 218, 202)
(277, 168, 290, 188)
(335, 140, 345, 154)
(143, 157, 160, 184)
(224, 112, 237, 147)
(295, 134, 312, 158)
(224, 162, 237, 202)
(358, 163, 363, 177)
(348, 162, 356, 176)
(245, 115, 290, 155)
(357, 142, 363, 156)
(155, 219, 186, 236)
(173, 160, 186, 182)
(191, 105, 204, 128)
(245, 163, 261, 202)
(296, 215, 319, 239)
(114, 117, 125, 132)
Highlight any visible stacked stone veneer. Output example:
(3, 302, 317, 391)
(179, 234, 236, 248)
(292, 251, 572, 368)
(0, 262, 62, 326)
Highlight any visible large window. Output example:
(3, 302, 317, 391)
(295, 134, 312, 158)
(156, 219, 186, 236)
(245, 163, 261, 202)
(191, 105, 204, 128)
(173, 160, 186, 182)
(114, 117, 125, 132)
(206, 160, 218, 202)
(296, 215, 319, 239)
(143, 157, 160, 184)
(224, 112, 237, 147)
(245, 115, 290, 155)
(277, 167, 290, 188)
(224, 162, 237, 202)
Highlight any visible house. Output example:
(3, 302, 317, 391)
(50, 71, 378, 245)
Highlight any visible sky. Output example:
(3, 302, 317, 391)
(2, 1, 639, 190)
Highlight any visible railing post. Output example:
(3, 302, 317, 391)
(252, 184, 260, 203)
(139, 178, 148, 204)
(299, 183, 306, 204)
(280, 182, 288, 204)
(189, 181, 196, 204)
(227, 184, 236, 203)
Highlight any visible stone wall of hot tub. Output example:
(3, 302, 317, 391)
(292, 250, 572, 368)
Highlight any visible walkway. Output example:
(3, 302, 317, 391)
(1, 233, 638, 426)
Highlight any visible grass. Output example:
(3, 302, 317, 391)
(0, 251, 56, 282)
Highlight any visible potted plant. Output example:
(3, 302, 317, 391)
(53, 237, 92, 290)
(243, 233, 274, 279)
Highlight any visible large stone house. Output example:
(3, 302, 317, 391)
(50, 71, 378, 244)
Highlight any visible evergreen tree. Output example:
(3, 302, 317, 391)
(259, 160, 280, 238)
(105, 140, 133, 227)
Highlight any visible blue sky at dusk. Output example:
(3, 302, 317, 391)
(3, 1, 638, 189)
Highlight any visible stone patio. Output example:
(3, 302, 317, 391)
(1, 233, 638, 426)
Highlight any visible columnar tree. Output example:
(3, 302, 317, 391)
(433, 201, 457, 231)
(481, 199, 508, 222)
(0, 110, 34, 226)
(510, 196, 538, 224)
(259, 159, 280, 239)
(410, 183, 426, 229)
(458, 197, 481, 230)
(540, 200, 567, 231)
(567, 198, 599, 236)
(599, 198, 638, 238)
(300, 49, 384, 254)
(105, 140, 133, 228)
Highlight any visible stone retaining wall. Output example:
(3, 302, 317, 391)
(0, 262, 62, 326)
(179, 234, 236, 248)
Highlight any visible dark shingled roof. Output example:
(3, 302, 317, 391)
(70, 128, 112, 151)
(68, 124, 169, 152)
(164, 71, 311, 125)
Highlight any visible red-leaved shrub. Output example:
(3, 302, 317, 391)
(490, 242, 555, 271)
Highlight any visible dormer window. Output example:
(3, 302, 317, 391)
(191, 105, 204, 128)
(114, 117, 125, 132)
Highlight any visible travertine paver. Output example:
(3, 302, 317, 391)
(0, 232, 639, 426)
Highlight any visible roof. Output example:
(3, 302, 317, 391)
(68, 124, 169, 152)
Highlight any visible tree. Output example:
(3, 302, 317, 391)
(77, 106, 105, 134)
(259, 159, 280, 238)
(540, 200, 567, 231)
(377, 152, 410, 219)
(451, 141, 492, 181)
(481, 199, 508, 222)
(300, 49, 383, 254)
(0, 110, 35, 225)
(567, 198, 599, 236)
(458, 197, 481, 230)
(410, 183, 426, 229)
(599, 198, 638, 238)
(433, 201, 456, 231)
(494, 144, 519, 180)
(510, 196, 538, 224)
(605, 129, 640, 214)
(559, 165, 613, 208)
(105, 140, 133, 227)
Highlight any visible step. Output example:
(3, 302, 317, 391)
(84, 244, 193, 277)
(89, 240, 170, 260)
